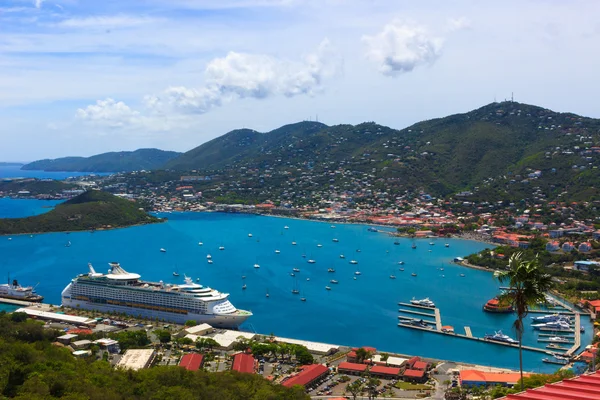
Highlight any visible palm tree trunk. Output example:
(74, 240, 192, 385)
(518, 319, 524, 392)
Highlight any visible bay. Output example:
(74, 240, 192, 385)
(0, 209, 591, 373)
(0, 165, 111, 180)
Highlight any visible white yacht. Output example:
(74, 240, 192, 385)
(484, 330, 518, 344)
(307, 259, 316, 264)
(410, 297, 435, 308)
(61, 263, 252, 328)
(349, 260, 358, 265)
(0, 278, 43, 302)
(253, 264, 260, 269)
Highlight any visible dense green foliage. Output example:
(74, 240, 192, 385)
(0, 312, 309, 399)
(0, 179, 76, 197)
(163, 102, 600, 200)
(0, 190, 160, 235)
(22, 149, 181, 173)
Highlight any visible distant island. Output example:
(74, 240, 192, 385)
(0, 190, 161, 235)
(0, 162, 25, 166)
(21, 148, 181, 173)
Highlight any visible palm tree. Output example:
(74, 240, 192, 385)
(495, 252, 552, 391)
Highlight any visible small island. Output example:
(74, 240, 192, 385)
(0, 190, 161, 235)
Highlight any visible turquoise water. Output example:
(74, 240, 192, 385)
(0, 198, 62, 218)
(0, 165, 111, 180)
(0, 210, 592, 372)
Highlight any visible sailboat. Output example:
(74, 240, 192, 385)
(411, 242, 417, 249)
(291, 278, 300, 294)
(173, 267, 180, 277)
(266, 289, 269, 298)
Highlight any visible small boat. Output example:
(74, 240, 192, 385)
(219, 246, 225, 250)
(242, 276, 246, 279)
(306, 278, 310, 281)
(66, 241, 72, 247)
(548, 336, 570, 343)
(284, 226, 289, 229)
(356, 249, 361, 253)
(429, 242, 435, 246)
(254, 264, 260, 269)
(399, 268, 404, 271)
(440, 268, 444, 271)
(460, 274, 465, 277)
(206, 254, 212, 259)
(196, 278, 200, 282)
(302, 254, 306, 258)
(301, 297, 306, 302)
(248, 233, 252, 237)
(198, 242, 203, 246)
(293, 268, 300, 272)
(207, 260, 213, 264)
(542, 357, 568, 365)
(411, 273, 417, 277)
(581, 326, 585, 333)
(445, 243, 449, 247)
(159, 247, 166, 252)
(290, 273, 295, 277)
(291, 289, 299, 294)
(331, 225, 335, 228)
(173, 272, 180, 277)
(275, 250, 281, 254)
(394, 240, 400, 245)
(398, 261, 405, 265)
(327, 268, 335, 273)
(332, 238, 339, 242)
(330, 279, 339, 284)
(325, 286, 331, 290)
(407, 319, 431, 328)
(242, 284, 247, 290)
(8, 238, 12, 241)
(317, 244, 323, 248)
(411, 297, 435, 308)
(292, 241, 297, 245)
(389, 275, 396, 279)
(411, 244, 417, 249)
(349, 260, 358, 265)
(353, 276, 357, 280)
(339, 254, 345, 259)
(307, 259, 316, 264)
(266, 291, 269, 298)
(354, 271, 361, 275)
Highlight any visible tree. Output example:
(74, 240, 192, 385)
(345, 380, 364, 400)
(365, 376, 381, 400)
(154, 329, 171, 344)
(184, 320, 196, 327)
(354, 347, 372, 363)
(495, 252, 553, 391)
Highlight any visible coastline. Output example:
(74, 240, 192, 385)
(0, 219, 165, 237)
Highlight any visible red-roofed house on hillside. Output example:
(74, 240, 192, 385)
(402, 369, 427, 383)
(369, 365, 401, 379)
(346, 346, 377, 363)
(179, 353, 204, 371)
(499, 370, 600, 400)
(338, 362, 369, 375)
(282, 364, 329, 389)
(585, 300, 600, 313)
(231, 353, 256, 374)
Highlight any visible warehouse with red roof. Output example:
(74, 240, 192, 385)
(338, 362, 368, 375)
(282, 364, 329, 388)
(231, 353, 256, 374)
(179, 353, 204, 371)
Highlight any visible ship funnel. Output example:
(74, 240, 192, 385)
(88, 263, 97, 275)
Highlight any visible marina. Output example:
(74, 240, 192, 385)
(0, 209, 593, 372)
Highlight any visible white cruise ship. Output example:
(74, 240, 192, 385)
(0, 279, 43, 302)
(61, 263, 252, 328)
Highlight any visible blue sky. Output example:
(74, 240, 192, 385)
(1, 0, 599, 160)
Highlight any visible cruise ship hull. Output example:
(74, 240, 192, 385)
(61, 296, 250, 329)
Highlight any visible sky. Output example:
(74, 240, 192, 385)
(1, 0, 599, 161)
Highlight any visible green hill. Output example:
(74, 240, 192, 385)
(22, 148, 182, 173)
(164, 102, 600, 201)
(0, 191, 160, 235)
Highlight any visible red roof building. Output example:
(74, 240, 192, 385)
(231, 353, 256, 374)
(369, 365, 401, 378)
(338, 362, 369, 375)
(402, 369, 427, 383)
(460, 370, 528, 387)
(499, 370, 600, 400)
(179, 353, 204, 371)
(413, 361, 429, 370)
(282, 364, 329, 388)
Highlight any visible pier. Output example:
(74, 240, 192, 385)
(464, 326, 473, 338)
(566, 314, 581, 356)
(397, 323, 550, 354)
(0, 298, 39, 307)
(434, 308, 442, 331)
(398, 308, 436, 317)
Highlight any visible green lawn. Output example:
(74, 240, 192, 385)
(394, 382, 432, 390)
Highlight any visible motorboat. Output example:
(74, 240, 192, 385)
(292, 241, 297, 245)
(307, 259, 316, 264)
(411, 273, 417, 277)
(159, 248, 166, 253)
(219, 246, 225, 250)
(390, 275, 396, 279)
(248, 234, 252, 238)
(445, 243, 449, 247)
(291, 289, 299, 294)
(207, 260, 213, 264)
(484, 330, 518, 344)
(349, 260, 358, 265)
(198, 242, 203, 246)
(398, 261, 405, 265)
(284, 226, 289, 229)
(293, 268, 300, 272)
(531, 313, 567, 323)
(399, 268, 404, 271)
(332, 238, 339, 242)
(354, 271, 361, 276)
(325, 286, 331, 290)
(206, 254, 212, 259)
(330, 280, 339, 284)
(254, 264, 260, 269)
(242, 284, 247, 290)
(411, 244, 417, 249)
(339, 254, 345, 259)
(301, 297, 306, 302)
(275, 250, 281, 254)
(317, 244, 323, 248)
(548, 336, 570, 343)
(410, 297, 435, 308)
(327, 268, 335, 273)
(407, 319, 431, 329)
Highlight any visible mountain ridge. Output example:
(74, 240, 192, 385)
(22, 148, 181, 173)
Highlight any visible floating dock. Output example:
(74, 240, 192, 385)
(398, 308, 436, 317)
(398, 316, 436, 326)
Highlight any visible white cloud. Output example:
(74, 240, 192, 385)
(76, 98, 140, 128)
(146, 39, 340, 115)
(34, 0, 43, 9)
(56, 15, 158, 29)
(447, 17, 471, 32)
(362, 20, 443, 76)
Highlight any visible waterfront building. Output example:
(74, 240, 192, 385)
(369, 365, 401, 379)
(282, 364, 329, 388)
(459, 370, 528, 387)
(402, 369, 427, 383)
(337, 362, 368, 375)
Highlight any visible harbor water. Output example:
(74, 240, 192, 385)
(0, 207, 593, 372)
